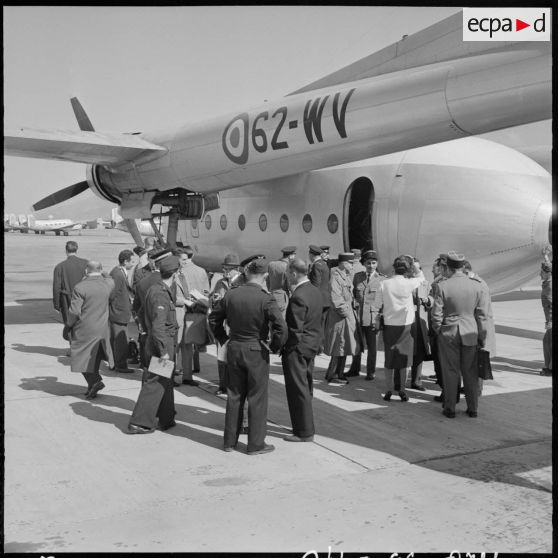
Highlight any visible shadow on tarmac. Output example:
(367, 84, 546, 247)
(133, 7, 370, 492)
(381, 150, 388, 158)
(491, 356, 545, 375)
(5, 298, 61, 325)
(17, 365, 552, 494)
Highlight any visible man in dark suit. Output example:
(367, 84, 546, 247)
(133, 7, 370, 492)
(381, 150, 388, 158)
(109, 249, 136, 373)
(209, 257, 287, 455)
(431, 251, 489, 418)
(281, 257, 322, 442)
(128, 255, 181, 434)
(308, 244, 331, 351)
(53, 241, 88, 346)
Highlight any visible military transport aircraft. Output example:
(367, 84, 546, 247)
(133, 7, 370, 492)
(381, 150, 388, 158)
(4, 11, 552, 293)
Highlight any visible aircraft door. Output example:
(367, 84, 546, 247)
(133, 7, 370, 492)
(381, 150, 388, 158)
(343, 177, 374, 251)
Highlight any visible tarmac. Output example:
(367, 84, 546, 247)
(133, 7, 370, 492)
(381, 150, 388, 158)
(3, 229, 554, 554)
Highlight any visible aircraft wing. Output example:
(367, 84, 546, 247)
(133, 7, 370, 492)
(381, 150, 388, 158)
(4, 128, 167, 165)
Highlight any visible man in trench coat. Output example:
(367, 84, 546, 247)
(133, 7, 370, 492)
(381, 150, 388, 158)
(67, 261, 114, 399)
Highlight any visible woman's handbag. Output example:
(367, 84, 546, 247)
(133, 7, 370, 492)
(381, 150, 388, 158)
(477, 348, 493, 380)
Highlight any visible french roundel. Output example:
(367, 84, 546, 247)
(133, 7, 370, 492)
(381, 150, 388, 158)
(222, 113, 249, 165)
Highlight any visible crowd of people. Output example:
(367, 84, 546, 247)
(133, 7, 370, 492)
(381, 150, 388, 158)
(52, 238, 551, 455)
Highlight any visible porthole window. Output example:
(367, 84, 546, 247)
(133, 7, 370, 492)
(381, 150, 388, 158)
(302, 213, 312, 233)
(205, 214, 212, 230)
(259, 214, 268, 232)
(192, 219, 198, 230)
(220, 215, 227, 230)
(327, 213, 338, 234)
(280, 214, 289, 232)
(238, 214, 246, 231)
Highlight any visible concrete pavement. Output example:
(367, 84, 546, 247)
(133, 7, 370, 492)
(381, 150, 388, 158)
(3, 230, 553, 553)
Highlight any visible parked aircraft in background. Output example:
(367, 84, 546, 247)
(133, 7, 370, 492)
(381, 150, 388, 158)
(110, 207, 166, 242)
(4, 10, 552, 293)
(4, 214, 85, 235)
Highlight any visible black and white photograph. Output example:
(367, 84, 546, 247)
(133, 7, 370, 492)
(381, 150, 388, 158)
(3, 5, 552, 554)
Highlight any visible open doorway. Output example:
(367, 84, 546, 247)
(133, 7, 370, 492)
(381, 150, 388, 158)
(343, 177, 374, 251)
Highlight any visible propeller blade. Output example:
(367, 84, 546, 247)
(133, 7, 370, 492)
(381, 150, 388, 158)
(32, 180, 90, 211)
(70, 97, 95, 132)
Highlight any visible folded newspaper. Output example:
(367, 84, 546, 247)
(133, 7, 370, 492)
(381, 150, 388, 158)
(148, 356, 174, 378)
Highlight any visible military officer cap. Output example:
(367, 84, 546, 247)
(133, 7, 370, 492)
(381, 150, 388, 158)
(320, 245, 330, 253)
(247, 257, 268, 274)
(183, 245, 194, 257)
(159, 255, 180, 274)
(361, 249, 377, 263)
(281, 246, 297, 256)
(446, 250, 465, 268)
(222, 253, 240, 267)
(240, 254, 265, 268)
(308, 245, 322, 256)
(338, 252, 354, 263)
(150, 248, 172, 262)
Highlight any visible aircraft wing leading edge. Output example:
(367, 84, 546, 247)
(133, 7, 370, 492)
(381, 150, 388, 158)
(4, 128, 167, 165)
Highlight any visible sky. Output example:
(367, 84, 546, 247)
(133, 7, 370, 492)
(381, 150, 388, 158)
(3, 6, 551, 218)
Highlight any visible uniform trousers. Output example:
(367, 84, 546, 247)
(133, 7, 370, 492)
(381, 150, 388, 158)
(348, 326, 377, 374)
(130, 372, 175, 429)
(438, 332, 479, 413)
(110, 321, 129, 369)
(225, 341, 269, 452)
(543, 327, 552, 370)
(281, 350, 315, 438)
(319, 307, 329, 352)
(386, 368, 407, 393)
(82, 371, 102, 389)
(325, 356, 346, 380)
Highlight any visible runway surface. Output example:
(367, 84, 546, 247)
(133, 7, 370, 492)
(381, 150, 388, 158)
(3, 229, 554, 553)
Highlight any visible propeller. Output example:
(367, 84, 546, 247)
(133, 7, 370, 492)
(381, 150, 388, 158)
(32, 180, 90, 211)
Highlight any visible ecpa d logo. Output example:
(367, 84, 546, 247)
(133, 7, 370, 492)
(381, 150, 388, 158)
(463, 8, 551, 41)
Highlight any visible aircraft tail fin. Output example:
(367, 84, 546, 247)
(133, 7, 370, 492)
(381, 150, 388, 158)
(289, 10, 546, 95)
(27, 214, 35, 227)
(70, 97, 95, 132)
(111, 207, 123, 226)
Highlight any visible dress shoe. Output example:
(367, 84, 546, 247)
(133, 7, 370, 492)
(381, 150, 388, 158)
(159, 421, 177, 431)
(182, 379, 199, 386)
(86, 381, 105, 399)
(442, 408, 456, 418)
(540, 368, 552, 376)
(466, 409, 478, 418)
(344, 369, 360, 377)
(247, 443, 275, 455)
(116, 367, 135, 374)
(365, 373, 375, 381)
(411, 384, 426, 391)
(398, 391, 409, 402)
(433, 395, 444, 402)
(127, 424, 155, 435)
(283, 434, 314, 442)
(223, 445, 237, 452)
(383, 391, 392, 401)
(215, 388, 227, 397)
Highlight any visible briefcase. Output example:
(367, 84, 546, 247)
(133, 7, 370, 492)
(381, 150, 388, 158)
(477, 348, 493, 380)
(148, 356, 175, 379)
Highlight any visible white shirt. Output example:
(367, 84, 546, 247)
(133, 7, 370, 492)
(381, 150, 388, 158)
(373, 272, 425, 326)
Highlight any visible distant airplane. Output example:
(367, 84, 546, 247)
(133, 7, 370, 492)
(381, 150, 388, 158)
(110, 207, 166, 244)
(4, 10, 552, 293)
(4, 214, 85, 235)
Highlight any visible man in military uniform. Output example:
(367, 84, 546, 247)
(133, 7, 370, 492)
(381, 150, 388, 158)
(431, 251, 489, 418)
(281, 258, 322, 442)
(127, 255, 181, 434)
(430, 254, 449, 402)
(53, 241, 88, 346)
(346, 249, 384, 380)
(210, 253, 242, 395)
(132, 249, 171, 368)
(324, 253, 360, 384)
(267, 246, 296, 317)
(540, 250, 552, 376)
(209, 257, 287, 455)
(308, 245, 331, 352)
